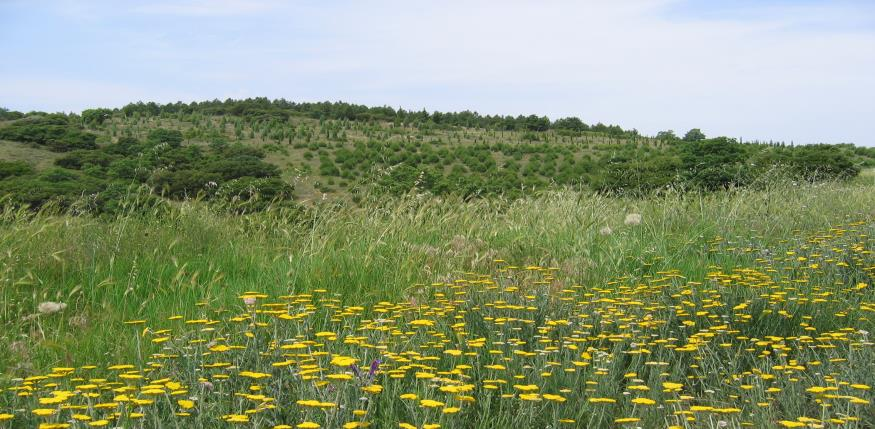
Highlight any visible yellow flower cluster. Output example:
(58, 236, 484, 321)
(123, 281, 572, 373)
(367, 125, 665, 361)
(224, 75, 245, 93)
(1, 222, 873, 428)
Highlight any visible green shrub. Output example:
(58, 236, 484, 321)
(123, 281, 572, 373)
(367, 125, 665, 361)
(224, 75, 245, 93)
(0, 161, 33, 180)
(215, 177, 296, 212)
(80, 183, 168, 217)
(146, 128, 184, 146)
(0, 168, 105, 209)
(55, 150, 118, 169)
(0, 115, 97, 152)
(0, 108, 24, 121)
(149, 169, 220, 198)
(205, 156, 279, 180)
(791, 144, 859, 181)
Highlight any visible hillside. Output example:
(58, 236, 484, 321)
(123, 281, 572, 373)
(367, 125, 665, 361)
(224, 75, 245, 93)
(1, 180, 874, 428)
(1, 99, 874, 210)
(1, 100, 874, 427)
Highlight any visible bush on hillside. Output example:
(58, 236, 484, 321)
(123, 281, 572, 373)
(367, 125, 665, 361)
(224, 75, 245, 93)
(791, 144, 859, 181)
(0, 160, 34, 180)
(0, 168, 104, 209)
(55, 150, 118, 169)
(0, 108, 24, 121)
(679, 138, 750, 190)
(0, 115, 98, 152)
(146, 128, 184, 147)
(215, 177, 295, 212)
(79, 183, 168, 217)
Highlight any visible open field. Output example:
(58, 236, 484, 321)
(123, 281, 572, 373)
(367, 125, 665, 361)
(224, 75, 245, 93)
(1, 180, 873, 428)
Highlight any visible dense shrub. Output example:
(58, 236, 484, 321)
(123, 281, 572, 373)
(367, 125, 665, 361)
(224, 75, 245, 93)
(55, 150, 118, 169)
(598, 154, 681, 193)
(791, 144, 859, 180)
(0, 108, 24, 121)
(0, 119, 293, 211)
(80, 183, 168, 216)
(0, 168, 104, 209)
(106, 136, 149, 156)
(81, 108, 113, 126)
(205, 156, 279, 180)
(0, 161, 33, 180)
(215, 177, 295, 212)
(146, 128, 184, 147)
(149, 169, 221, 198)
(678, 138, 749, 190)
(0, 115, 97, 152)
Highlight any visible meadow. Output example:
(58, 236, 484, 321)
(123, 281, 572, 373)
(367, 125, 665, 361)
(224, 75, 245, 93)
(0, 178, 873, 428)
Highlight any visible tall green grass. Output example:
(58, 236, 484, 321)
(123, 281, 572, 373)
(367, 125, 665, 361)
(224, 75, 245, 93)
(1, 179, 873, 375)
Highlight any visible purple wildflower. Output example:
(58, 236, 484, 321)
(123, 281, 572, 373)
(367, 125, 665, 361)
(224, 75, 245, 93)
(368, 359, 382, 380)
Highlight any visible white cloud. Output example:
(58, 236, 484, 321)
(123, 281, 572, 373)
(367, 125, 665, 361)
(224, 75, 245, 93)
(311, 1, 874, 144)
(2, 0, 873, 144)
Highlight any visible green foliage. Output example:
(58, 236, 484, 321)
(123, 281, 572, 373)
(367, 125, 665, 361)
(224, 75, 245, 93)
(215, 176, 297, 212)
(0, 108, 24, 121)
(81, 108, 113, 126)
(0, 167, 104, 209)
(204, 155, 279, 180)
(552, 116, 588, 131)
(146, 128, 184, 147)
(683, 128, 706, 142)
(0, 121, 289, 210)
(318, 154, 340, 176)
(598, 153, 681, 193)
(657, 130, 678, 140)
(149, 168, 220, 198)
(594, 137, 862, 193)
(117, 98, 638, 137)
(0, 99, 871, 207)
(0, 115, 97, 151)
(679, 137, 749, 190)
(0, 160, 33, 180)
(791, 144, 860, 180)
(79, 183, 168, 217)
(523, 114, 550, 132)
(55, 150, 117, 170)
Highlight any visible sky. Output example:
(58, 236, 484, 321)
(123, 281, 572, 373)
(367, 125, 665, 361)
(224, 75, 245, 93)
(1, 0, 874, 145)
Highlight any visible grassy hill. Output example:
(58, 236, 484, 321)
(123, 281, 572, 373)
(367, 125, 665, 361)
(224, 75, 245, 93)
(0, 100, 874, 427)
(100, 113, 655, 201)
(2, 99, 874, 210)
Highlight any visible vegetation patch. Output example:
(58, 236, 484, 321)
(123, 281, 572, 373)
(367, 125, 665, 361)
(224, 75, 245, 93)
(2, 99, 873, 209)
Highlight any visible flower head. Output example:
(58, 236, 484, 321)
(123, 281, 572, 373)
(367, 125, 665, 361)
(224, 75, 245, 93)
(38, 301, 67, 314)
(624, 213, 642, 226)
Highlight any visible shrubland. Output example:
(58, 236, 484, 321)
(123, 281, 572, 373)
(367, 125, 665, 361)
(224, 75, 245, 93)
(1, 99, 873, 210)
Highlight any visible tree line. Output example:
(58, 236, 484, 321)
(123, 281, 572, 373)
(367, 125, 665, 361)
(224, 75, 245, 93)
(104, 99, 642, 137)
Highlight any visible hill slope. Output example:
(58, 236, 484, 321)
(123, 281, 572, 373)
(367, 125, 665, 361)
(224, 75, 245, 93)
(1, 99, 873, 210)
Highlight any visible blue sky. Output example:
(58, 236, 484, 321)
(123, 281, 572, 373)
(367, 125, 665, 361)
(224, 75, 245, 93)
(1, 0, 874, 145)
